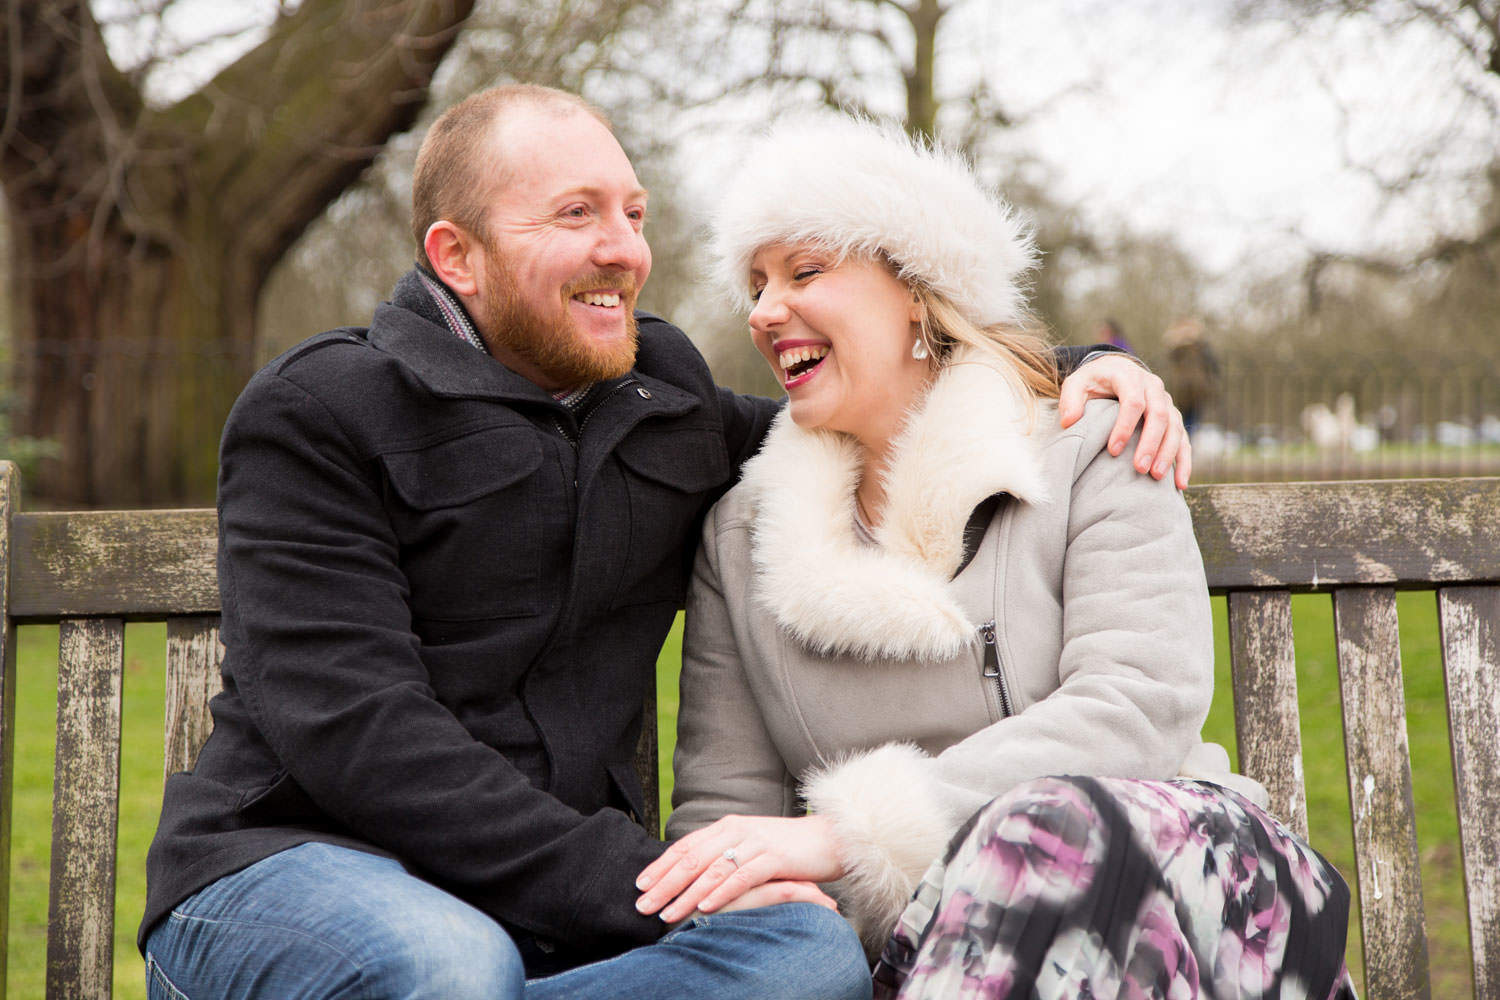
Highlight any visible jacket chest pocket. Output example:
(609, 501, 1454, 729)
(380, 425, 562, 621)
(611, 428, 731, 607)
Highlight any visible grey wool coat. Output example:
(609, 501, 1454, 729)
(667, 349, 1264, 953)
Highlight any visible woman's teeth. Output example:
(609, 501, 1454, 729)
(780, 345, 830, 375)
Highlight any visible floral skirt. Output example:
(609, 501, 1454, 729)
(872, 776, 1356, 1000)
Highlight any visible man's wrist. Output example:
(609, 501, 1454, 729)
(1079, 348, 1150, 371)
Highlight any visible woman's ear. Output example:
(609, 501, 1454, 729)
(908, 293, 926, 325)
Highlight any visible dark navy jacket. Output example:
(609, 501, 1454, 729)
(141, 272, 778, 966)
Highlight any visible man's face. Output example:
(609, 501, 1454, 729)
(470, 107, 652, 389)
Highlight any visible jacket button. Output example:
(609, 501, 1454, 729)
(636, 387, 652, 399)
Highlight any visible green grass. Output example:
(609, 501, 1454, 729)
(5, 602, 1471, 997)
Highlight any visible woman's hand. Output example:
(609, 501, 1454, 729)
(1058, 354, 1192, 489)
(636, 814, 845, 923)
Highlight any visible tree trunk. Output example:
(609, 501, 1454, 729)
(2, 0, 475, 507)
(904, 0, 944, 140)
(9, 207, 256, 506)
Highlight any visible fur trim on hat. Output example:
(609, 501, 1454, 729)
(711, 114, 1038, 330)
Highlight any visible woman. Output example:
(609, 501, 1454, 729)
(636, 115, 1352, 999)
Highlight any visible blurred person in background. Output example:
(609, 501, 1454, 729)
(1095, 317, 1134, 354)
(1164, 317, 1219, 436)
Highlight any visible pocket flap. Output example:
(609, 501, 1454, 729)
(614, 428, 730, 494)
(382, 425, 543, 511)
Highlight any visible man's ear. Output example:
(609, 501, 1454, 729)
(424, 221, 481, 297)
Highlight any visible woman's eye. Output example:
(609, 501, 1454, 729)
(794, 268, 820, 281)
(749, 286, 764, 301)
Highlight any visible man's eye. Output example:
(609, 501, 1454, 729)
(565, 206, 588, 218)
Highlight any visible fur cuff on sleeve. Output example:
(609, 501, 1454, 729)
(801, 743, 956, 956)
(1177, 740, 1271, 810)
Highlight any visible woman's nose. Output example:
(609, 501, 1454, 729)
(748, 288, 789, 333)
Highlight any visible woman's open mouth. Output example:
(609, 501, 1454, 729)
(779, 344, 830, 388)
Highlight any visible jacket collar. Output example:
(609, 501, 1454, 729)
(366, 270, 698, 419)
(739, 348, 1049, 661)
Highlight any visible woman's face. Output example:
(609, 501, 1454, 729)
(747, 243, 930, 443)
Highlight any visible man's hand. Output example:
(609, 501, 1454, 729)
(716, 880, 839, 915)
(1059, 354, 1191, 489)
(635, 815, 844, 923)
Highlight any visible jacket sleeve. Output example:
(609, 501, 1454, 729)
(717, 388, 783, 476)
(667, 503, 795, 839)
(217, 371, 668, 951)
(802, 409, 1212, 951)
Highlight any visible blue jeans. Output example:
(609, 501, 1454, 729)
(145, 842, 871, 1000)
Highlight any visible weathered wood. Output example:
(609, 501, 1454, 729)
(9, 510, 218, 620)
(1227, 590, 1308, 839)
(635, 684, 660, 837)
(165, 617, 223, 778)
(1436, 585, 1500, 1000)
(0, 463, 18, 1000)
(1186, 478, 1500, 592)
(1333, 587, 1431, 1000)
(46, 619, 125, 1000)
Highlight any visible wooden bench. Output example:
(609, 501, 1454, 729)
(0, 460, 1495, 999)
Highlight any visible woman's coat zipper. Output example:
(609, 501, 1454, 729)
(979, 620, 1013, 718)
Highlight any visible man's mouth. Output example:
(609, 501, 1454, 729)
(573, 290, 623, 308)
(778, 343, 830, 387)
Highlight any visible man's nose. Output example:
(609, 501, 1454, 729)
(593, 215, 648, 271)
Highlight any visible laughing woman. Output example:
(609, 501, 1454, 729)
(637, 116, 1355, 1000)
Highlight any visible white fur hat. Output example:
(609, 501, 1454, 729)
(710, 114, 1038, 329)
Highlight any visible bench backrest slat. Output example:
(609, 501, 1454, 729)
(1186, 478, 1500, 590)
(164, 616, 223, 778)
(1333, 587, 1432, 1000)
(46, 618, 125, 1000)
(1226, 589, 1308, 839)
(8, 510, 217, 620)
(1436, 585, 1500, 999)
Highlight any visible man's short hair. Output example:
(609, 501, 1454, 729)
(411, 85, 612, 269)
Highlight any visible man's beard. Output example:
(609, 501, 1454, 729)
(476, 252, 640, 388)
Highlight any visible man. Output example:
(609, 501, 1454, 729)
(141, 85, 1188, 999)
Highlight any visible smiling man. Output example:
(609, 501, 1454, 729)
(139, 85, 1188, 999)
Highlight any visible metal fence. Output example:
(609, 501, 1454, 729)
(1182, 356, 1500, 482)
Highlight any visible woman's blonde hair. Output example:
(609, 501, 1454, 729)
(912, 281, 1060, 404)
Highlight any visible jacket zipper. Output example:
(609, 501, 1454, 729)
(979, 620, 1013, 718)
(551, 376, 639, 455)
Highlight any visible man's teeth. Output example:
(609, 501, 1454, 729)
(779, 345, 830, 371)
(577, 292, 621, 307)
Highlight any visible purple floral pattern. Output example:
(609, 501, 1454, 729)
(874, 776, 1356, 1000)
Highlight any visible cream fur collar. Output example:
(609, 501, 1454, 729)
(739, 349, 1049, 661)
